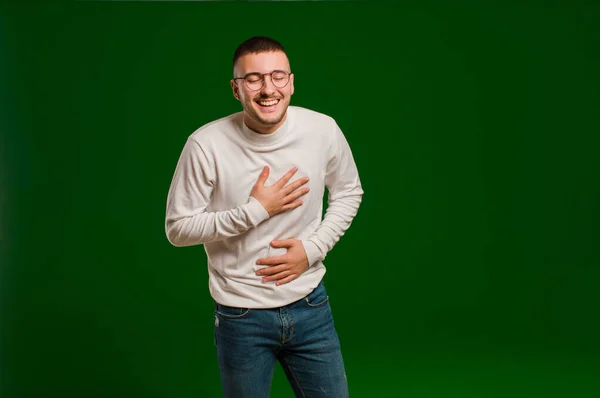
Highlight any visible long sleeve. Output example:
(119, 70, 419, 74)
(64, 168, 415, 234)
(165, 137, 270, 247)
(302, 125, 364, 266)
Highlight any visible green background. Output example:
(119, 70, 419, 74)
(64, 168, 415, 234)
(1, 1, 599, 397)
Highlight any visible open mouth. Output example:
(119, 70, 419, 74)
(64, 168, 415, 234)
(255, 98, 281, 108)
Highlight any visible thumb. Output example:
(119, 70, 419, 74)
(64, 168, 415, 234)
(271, 238, 295, 248)
(255, 166, 270, 186)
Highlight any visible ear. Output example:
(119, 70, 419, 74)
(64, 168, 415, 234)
(289, 73, 295, 96)
(230, 79, 240, 100)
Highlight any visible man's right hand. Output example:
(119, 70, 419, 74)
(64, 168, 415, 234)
(250, 166, 310, 217)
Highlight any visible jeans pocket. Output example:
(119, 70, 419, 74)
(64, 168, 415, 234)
(215, 302, 251, 319)
(304, 283, 329, 308)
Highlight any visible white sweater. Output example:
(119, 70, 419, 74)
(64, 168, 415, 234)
(165, 106, 363, 308)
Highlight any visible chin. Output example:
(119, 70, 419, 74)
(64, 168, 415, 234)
(253, 108, 282, 122)
(262, 114, 285, 126)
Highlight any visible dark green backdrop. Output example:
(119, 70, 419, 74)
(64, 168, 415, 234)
(1, 1, 599, 397)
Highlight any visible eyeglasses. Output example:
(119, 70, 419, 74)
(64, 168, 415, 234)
(233, 70, 291, 91)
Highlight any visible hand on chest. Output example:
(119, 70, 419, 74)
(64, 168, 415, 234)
(212, 150, 324, 210)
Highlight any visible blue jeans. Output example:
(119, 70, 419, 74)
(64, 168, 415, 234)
(213, 281, 349, 398)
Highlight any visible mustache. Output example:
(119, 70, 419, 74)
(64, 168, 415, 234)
(254, 96, 282, 100)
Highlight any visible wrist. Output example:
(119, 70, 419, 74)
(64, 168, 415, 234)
(246, 197, 270, 225)
(301, 240, 322, 267)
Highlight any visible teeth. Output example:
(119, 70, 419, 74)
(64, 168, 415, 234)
(258, 99, 279, 106)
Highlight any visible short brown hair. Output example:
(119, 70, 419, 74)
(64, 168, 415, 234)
(232, 36, 287, 68)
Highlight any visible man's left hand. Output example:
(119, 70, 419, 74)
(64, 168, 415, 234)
(255, 239, 309, 286)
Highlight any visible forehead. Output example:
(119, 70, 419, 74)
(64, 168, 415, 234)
(234, 51, 290, 75)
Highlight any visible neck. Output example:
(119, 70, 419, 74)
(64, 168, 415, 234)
(244, 111, 288, 135)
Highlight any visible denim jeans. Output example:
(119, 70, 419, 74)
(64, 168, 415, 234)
(213, 281, 349, 398)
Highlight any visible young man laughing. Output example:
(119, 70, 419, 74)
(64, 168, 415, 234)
(165, 36, 363, 398)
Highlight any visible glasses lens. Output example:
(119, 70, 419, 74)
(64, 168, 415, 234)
(245, 74, 263, 90)
(271, 71, 289, 88)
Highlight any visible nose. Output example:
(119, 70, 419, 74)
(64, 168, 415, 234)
(260, 74, 276, 95)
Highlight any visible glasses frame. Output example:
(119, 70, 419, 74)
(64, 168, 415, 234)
(233, 70, 292, 91)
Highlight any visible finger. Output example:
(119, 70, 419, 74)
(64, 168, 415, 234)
(255, 166, 270, 186)
(275, 274, 298, 286)
(280, 200, 303, 211)
(282, 176, 309, 196)
(274, 166, 298, 188)
(256, 263, 287, 276)
(256, 256, 286, 266)
(270, 239, 295, 248)
(262, 270, 293, 283)
(283, 186, 310, 203)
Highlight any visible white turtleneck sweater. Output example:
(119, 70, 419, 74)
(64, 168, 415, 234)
(165, 106, 363, 308)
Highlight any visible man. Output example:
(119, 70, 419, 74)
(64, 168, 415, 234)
(165, 36, 363, 398)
